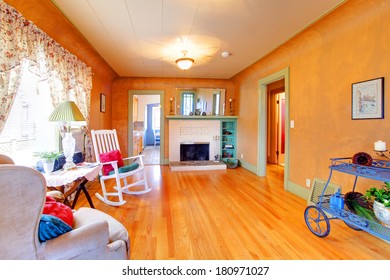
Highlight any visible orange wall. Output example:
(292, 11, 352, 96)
(4, 0, 117, 131)
(112, 77, 235, 157)
(232, 0, 390, 191)
(8, 0, 389, 192)
(4, 0, 235, 159)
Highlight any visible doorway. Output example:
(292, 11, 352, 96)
(128, 90, 165, 165)
(267, 79, 285, 166)
(257, 67, 290, 190)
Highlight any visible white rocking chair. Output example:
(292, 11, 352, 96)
(91, 129, 150, 206)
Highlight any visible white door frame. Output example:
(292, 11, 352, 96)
(257, 67, 290, 189)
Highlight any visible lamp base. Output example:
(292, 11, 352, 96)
(63, 160, 76, 170)
(62, 132, 76, 170)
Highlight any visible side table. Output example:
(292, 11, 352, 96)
(43, 163, 101, 209)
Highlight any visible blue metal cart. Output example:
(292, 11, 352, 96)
(304, 157, 390, 241)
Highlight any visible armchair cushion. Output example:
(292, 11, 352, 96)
(108, 162, 139, 175)
(99, 150, 124, 175)
(73, 207, 129, 252)
(39, 214, 73, 242)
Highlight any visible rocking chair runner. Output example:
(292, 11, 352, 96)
(91, 129, 150, 206)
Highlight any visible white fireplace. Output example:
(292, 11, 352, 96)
(168, 120, 220, 162)
(180, 142, 210, 161)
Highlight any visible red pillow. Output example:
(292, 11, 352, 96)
(43, 196, 73, 227)
(99, 149, 124, 175)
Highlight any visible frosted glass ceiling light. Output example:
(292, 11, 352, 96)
(221, 51, 230, 58)
(175, 50, 194, 70)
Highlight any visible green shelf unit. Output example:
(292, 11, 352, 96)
(221, 119, 236, 162)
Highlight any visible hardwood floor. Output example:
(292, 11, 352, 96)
(140, 145, 160, 165)
(76, 164, 390, 260)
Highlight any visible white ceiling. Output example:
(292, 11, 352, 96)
(51, 0, 346, 79)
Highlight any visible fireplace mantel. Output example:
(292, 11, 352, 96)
(166, 115, 237, 120)
(168, 116, 237, 171)
(168, 118, 223, 163)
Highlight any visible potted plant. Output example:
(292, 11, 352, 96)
(364, 182, 390, 226)
(34, 151, 62, 174)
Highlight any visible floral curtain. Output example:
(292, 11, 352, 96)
(0, 1, 93, 161)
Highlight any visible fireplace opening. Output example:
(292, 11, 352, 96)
(180, 142, 209, 161)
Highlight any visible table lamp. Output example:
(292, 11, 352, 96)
(49, 101, 85, 170)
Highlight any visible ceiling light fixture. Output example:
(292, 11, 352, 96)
(221, 51, 230, 58)
(175, 50, 194, 70)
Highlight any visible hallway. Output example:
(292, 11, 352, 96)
(141, 145, 160, 165)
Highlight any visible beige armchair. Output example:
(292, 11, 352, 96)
(0, 154, 65, 202)
(0, 164, 129, 259)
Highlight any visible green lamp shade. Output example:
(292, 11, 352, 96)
(49, 101, 85, 122)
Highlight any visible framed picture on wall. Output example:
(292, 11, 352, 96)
(352, 77, 384, 119)
(100, 93, 106, 113)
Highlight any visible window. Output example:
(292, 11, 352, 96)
(152, 106, 160, 130)
(213, 92, 220, 115)
(0, 60, 59, 166)
(181, 92, 195, 115)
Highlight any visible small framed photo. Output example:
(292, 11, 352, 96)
(100, 93, 106, 113)
(352, 77, 384, 120)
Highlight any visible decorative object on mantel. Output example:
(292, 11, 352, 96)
(351, 77, 384, 120)
(169, 98, 174, 115)
(229, 98, 233, 115)
(49, 101, 86, 170)
(352, 152, 372, 166)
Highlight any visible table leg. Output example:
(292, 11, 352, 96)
(71, 180, 95, 209)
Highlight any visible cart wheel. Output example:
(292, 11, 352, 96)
(304, 206, 330, 237)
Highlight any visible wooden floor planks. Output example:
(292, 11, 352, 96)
(75, 164, 390, 260)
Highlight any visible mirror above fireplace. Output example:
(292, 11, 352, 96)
(175, 88, 226, 116)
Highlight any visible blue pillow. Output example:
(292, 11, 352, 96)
(39, 214, 73, 242)
(109, 162, 139, 175)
